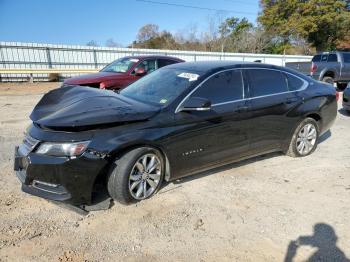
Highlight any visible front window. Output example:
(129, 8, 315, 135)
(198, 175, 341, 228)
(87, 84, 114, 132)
(101, 57, 139, 73)
(191, 70, 244, 104)
(120, 68, 201, 106)
(132, 59, 157, 74)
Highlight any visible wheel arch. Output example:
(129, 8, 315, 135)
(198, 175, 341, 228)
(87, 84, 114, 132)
(111, 143, 171, 180)
(305, 112, 322, 123)
(90, 142, 172, 203)
(320, 69, 337, 81)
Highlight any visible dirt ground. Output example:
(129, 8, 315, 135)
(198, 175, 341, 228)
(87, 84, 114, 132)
(0, 82, 349, 262)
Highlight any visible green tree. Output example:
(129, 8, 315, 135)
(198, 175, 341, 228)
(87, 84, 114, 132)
(259, 0, 350, 52)
(219, 17, 253, 52)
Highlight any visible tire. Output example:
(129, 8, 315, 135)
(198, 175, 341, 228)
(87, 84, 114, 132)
(322, 76, 334, 86)
(107, 147, 164, 204)
(286, 118, 319, 158)
(337, 83, 347, 91)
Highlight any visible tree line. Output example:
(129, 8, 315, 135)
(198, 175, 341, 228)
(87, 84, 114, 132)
(87, 0, 350, 55)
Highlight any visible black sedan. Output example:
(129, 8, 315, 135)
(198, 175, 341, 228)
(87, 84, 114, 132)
(14, 61, 337, 207)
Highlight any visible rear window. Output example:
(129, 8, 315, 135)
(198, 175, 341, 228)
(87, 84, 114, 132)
(321, 54, 328, 62)
(158, 59, 178, 68)
(343, 53, 350, 63)
(328, 54, 338, 62)
(312, 55, 321, 62)
(246, 69, 288, 97)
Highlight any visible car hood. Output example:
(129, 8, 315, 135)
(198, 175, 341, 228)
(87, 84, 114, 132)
(64, 72, 126, 85)
(30, 85, 160, 130)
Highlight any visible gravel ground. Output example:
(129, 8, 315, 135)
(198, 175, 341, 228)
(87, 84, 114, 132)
(0, 83, 349, 262)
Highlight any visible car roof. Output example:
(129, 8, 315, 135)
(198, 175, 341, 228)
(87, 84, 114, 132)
(164, 60, 310, 80)
(166, 60, 268, 72)
(123, 55, 184, 61)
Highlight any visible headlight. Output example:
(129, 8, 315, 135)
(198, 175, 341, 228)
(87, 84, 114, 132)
(36, 141, 90, 157)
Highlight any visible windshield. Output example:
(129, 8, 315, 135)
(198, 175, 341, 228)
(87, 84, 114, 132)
(120, 68, 201, 106)
(101, 57, 139, 73)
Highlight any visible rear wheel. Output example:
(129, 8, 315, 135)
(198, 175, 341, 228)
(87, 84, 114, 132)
(322, 76, 334, 86)
(286, 118, 319, 157)
(107, 147, 164, 204)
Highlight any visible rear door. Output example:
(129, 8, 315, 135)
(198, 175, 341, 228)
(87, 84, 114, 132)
(244, 68, 303, 154)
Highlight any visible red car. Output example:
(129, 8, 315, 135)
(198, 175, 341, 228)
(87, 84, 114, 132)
(63, 55, 184, 90)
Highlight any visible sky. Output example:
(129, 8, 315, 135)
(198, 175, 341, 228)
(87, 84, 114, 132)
(0, 0, 259, 47)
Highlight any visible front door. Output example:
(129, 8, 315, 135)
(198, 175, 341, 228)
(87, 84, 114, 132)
(164, 69, 251, 179)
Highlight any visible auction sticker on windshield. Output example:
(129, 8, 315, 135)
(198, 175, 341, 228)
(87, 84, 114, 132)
(178, 72, 199, 81)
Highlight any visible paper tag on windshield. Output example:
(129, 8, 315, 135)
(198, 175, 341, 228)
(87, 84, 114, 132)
(178, 72, 199, 82)
(130, 59, 139, 63)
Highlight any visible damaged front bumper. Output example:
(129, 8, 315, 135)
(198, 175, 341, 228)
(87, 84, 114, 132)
(14, 142, 108, 207)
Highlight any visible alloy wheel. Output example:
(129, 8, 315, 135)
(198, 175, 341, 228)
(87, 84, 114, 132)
(128, 153, 162, 200)
(296, 123, 317, 155)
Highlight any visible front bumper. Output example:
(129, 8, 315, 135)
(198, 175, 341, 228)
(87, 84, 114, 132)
(14, 145, 108, 206)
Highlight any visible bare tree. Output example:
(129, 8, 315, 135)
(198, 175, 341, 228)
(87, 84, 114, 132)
(137, 24, 159, 43)
(86, 40, 99, 47)
(105, 38, 121, 47)
(230, 27, 273, 53)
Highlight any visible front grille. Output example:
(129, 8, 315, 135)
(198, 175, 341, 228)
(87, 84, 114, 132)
(18, 134, 40, 156)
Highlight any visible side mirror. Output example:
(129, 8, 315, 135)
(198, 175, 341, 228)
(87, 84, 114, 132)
(179, 97, 211, 112)
(135, 67, 147, 76)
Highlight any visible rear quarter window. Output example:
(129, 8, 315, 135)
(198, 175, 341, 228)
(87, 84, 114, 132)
(246, 69, 288, 97)
(285, 73, 305, 91)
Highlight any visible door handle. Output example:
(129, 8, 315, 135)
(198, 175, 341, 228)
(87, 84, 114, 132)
(285, 98, 300, 104)
(236, 106, 249, 113)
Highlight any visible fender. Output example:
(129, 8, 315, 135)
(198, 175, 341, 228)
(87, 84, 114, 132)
(281, 96, 327, 150)
(287, 96, 327, 126)
(319, 67, 339, 81)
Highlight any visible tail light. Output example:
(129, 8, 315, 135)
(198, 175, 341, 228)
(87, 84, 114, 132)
(310, 62, 317, 75)
(336, 91, 339, 101)
(99, 82, 106, 89)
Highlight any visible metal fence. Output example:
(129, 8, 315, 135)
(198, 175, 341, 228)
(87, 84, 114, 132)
(0, 41, 312, 82)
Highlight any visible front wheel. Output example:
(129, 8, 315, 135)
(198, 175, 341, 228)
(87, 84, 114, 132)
(107, 147, 164, 204)
(286, 118, 319, 157)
